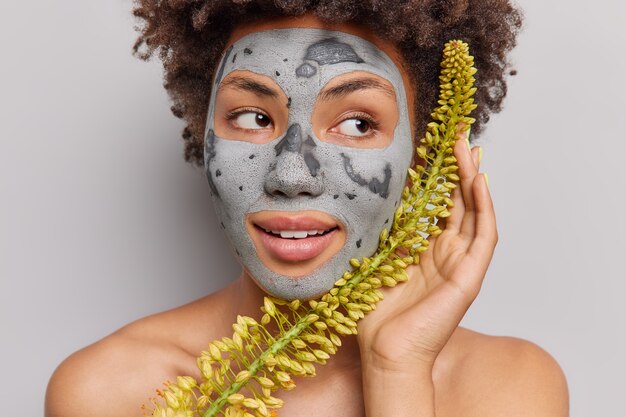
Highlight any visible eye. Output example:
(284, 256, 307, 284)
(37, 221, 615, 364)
(233, 111, 272, 129)
(335, 117, 373, 137)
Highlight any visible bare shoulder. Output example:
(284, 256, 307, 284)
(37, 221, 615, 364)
(435, 327, 569, 417)
(44, 300, 212, 417)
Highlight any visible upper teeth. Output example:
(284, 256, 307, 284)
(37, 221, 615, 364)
(265, 229, 329, 239)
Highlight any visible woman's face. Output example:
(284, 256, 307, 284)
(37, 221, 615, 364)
(204, 21, 415, 300)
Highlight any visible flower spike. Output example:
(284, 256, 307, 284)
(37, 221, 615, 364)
(147, 40, 477, 417)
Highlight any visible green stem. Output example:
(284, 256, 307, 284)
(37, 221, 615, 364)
(205, 139, 452, 416)
(155, 41, 477, 417)
(205, 53, 470, 417)
(203, 316, 312, 417)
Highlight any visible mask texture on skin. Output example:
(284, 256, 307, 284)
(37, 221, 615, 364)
(205, 28, 413, 300)
(303, 38, 365, 65)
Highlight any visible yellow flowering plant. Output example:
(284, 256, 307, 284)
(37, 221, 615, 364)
(147, 39, 477, 417)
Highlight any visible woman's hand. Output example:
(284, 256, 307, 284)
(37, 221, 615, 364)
(357, 133, 497, 415)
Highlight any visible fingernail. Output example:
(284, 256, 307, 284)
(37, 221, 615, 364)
(478, 146, 483, 163)
(483, 173, 489, 188)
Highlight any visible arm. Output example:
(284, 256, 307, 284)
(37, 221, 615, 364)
(358, 135, 567, 416)
(361, 365, 436, 417)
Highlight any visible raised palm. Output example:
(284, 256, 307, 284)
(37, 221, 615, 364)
(358, 137, 497, 372)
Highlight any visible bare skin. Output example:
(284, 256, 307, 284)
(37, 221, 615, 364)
(45, 275, 568, 417)
(45, 14, 569, 417)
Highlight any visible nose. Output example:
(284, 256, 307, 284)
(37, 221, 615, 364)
(264, 124, 324, 198)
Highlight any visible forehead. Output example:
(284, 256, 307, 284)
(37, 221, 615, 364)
(213, 28, 406, 101)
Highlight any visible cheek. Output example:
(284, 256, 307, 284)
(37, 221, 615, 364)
(323, 146, 406, 201)
(321, 140, 411, 232)
(207, 138, 270, 213)
(339, 153, 392, 198)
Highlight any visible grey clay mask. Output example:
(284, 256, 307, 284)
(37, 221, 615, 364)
(204, 28, 413, 300)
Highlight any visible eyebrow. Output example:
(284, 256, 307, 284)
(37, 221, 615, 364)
(219, 76, 279, 98)
(318, 78, 396, 101)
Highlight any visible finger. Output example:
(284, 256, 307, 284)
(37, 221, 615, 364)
(443, 174, 496, 302)
(455, 138, 478, 209)
(439, 130, 479, 234)
(471, 146, 481, 169)
(455, 145, 481, 237)
(467, 173, 498, 268)
(442, 141, 480, 234)
(454, 138, 479, 238)
(456, 122, 469, 143)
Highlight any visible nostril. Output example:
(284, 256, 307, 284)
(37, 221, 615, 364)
(263, 150, 324, 198)
(264, 179, 322, 199)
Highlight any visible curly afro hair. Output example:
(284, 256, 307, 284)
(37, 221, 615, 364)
(132, 0, 523, 166)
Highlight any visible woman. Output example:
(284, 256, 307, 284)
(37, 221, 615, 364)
(46, 1, 568, 416)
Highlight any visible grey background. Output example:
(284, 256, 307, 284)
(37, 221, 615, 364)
(1, 1, 624, 416)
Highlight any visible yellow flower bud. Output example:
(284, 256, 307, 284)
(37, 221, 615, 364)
(335, 324, 352, 335)
(242, 398, 259, 409)
(175, 376, 196, 391)
(305, 314, 319, 323)
(197, 358, 213, 380)
(382, 276, 397, 287)
(263, 298, 276, 316)
(164, 391, 179, 409)
(348, 309, 361, 321)
(302, 361, 316, 375)
(296, 351, 317, 362)
(277, 355, 291, 368)
(227, 393, 245, 405)
(257, 376, 275, 388)
(313, 349, 330, 360)
(314, 321, 327, 330)
(196, 395, 209, 409)
(275, 371, 290, 383)
(289, 360, 305, 374)
(233, 333, 243, 352)
(325, 318, 338, 327)
(208, 343, 221, 361)
(264, 356, 277, 367)
(291, 339, 306, 349)
(235, 370, 250, 384)
(438, 209, 451, 218)
(257, 400, 269, 417)
(264, 396, 284, 408)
